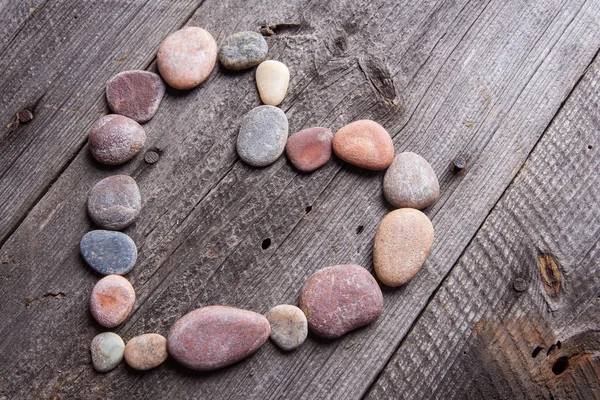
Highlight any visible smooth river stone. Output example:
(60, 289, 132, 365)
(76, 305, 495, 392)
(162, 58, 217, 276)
(80, 230, 137, 275)
(90, 275, 136, 328)
(167, 305, 270, 371)
(219, 31, 268, 70)
(383, 152, 440, 209)
(91, 332, 125, 372)
(332, 120, 394, 170)
(106, 70, 166, 123)
(373, 208, 434, 287)
(298, 264, 383, 339)
(157, 27, 217, 90)
(88, 114, 146, 165)
(256, 60, 290, 106)
(285, 127, 333, 172)
(237, 105, 288, 167)
(124, 333, 168, 371)
(87, 175, 141, 230)
(265, 304, 308, 351)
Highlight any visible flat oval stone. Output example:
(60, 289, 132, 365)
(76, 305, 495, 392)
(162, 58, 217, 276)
(237, 105, 288, 167)
(219, 31, 268, 70)
(265, 304, 307, 351)
(90, 275, 136, 328)
(91, 332, 125, 372)
(124, 333, 168, 371)
(332, 120, 394, 170)
(298, 264, 383, 339)
(167, 305, 270, 371)
(80, 230, 137, 275)
(157, 27, 217, 90)
(383, 152, 440, 209)
(106, 70, 166, 123)
(88, 114, 146, 165)
(373, 208, 434, 287)
(87, 175, 141, 230)
(256, 60, 290, 106)
(285, 127, 333, 172)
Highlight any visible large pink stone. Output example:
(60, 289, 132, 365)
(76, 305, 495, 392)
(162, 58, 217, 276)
(332, 120, 394, 170)
(90, 275, 136, 328)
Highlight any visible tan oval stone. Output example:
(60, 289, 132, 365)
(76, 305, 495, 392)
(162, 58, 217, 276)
(265, 304, 307, 351)
(256, 60, 290, 106)
(332, 120, 394, 170)
(383, 152, 440, 209)
(90, 275, 136, 328)
(124, 333, 168, 371)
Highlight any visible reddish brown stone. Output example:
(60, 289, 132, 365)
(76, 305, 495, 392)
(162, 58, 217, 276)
(124, 333, 168, 371)
(87, 175, 141, 230)
(285, 127, 333, 172)
(332, 120, 394, 170)
(88, 114, 146, 165)
(90, 275, 136, 328)
(106, 70, 166, 123)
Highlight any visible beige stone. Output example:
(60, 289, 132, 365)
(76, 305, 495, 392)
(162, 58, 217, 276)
(256, 60, 290, 106)
(265, 304, 307, 351)
(124, 333, 168, 371)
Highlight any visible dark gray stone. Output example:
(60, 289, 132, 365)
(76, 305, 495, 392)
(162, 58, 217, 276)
(219, 31, 268, 70)
(80, 230, 137, 275)
(87, 175, 141, 230)
(237, 105, 288, 167)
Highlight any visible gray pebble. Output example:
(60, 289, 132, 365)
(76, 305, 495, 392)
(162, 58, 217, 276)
(80, 230, 137, 275)
(266, 305, 307, 351)
(383, 152, 440, 209)
(87, 175, 141, 230)
(219, 31, 268, 70)
(91, 332, 125, 372)
(237, 105, 288, 167)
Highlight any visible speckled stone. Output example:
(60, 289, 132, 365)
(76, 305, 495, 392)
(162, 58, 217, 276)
(80, 230, 137, 275)
(88, 115, 146, 165)
(285, 127, 333, 172)
(237, 105, 288, 167)
(167, 305, 270, 371)
(373, 208, 434, 287)
(106, 70, 166, 123)
(298, 264, 383, 339)
(256, 60, 290, 106)
(87, 175, 141, 230)
(91, 332, 125, 372)
(265, 305, 307, 351)
(219, 31, 268, 70)
(332, 120, 394, 170)
(90, 275, 136, 328)
(157, 27, 217, 90)
(124, 333, 168, 371)
(383, 152, 440, 209)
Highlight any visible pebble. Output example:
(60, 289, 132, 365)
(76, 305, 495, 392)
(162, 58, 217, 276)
(256, 60, 290, 106)
(106, 70, 166, 123)
(219, 31, 268, 70)
(237, 105, 288, 167)
(285, 127, 333, 172)
(124, 333, 168, 371)
(265, 305, 307, 351)
(157, 27, 217, 90)
(87, 175, 141, 230)
(332, 120, 394, 170)
(383, 152, 440, 209)
(167, 305, 270, 371)
(88, 114, 146, 165)
(91, 332, 125, 372)
(298, 264, 383, 339)
(90, 275, 136, 328)
(373, 208, 434, 287)
(80, 230, 137, 275)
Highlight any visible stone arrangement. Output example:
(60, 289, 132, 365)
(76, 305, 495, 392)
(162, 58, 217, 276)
(82, 26, 440, 373)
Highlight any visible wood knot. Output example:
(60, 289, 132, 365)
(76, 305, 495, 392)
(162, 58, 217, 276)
(538, 253, 561, 297)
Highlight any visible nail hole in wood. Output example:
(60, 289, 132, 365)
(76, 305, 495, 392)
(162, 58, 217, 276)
(552, 356, 569, 375)
(305, 205, 312, 213)
(356, 225, 364, 234)
(532, 346, 543, 358)
(556, 341, 561, 349)
(261, 238, 271, 250)
(588, 145, 593, 150)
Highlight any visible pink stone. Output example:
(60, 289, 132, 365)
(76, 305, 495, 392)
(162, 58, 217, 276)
(285, 127, 333, 172)
(88, 114, 146, 165)
(106, 70, 166, 123)
(90, 275, 136, 328)
(332, 120, 394, 170)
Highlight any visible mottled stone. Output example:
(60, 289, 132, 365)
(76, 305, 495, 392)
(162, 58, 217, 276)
(285, 127, 333, 172)
(90, 275, 136, 328)
(167, 305, 270, 371)
(88, 115, 146, 165)
(265, 305, 307, 351)
(106, 70, 166, 123)
(124, 333, 168, 371)
(373, 208, 434, 287)
(256, 60, 290, 106)
(157, 27, 217, 90)
(298, 265, 383, 339)
(219, 31, 268, 70)
(80, 230, 137, 275)
(91, 332, 125, 372)
(383, 152, 440, 209)
(87, 175, 141, 230)
(237, 105, 288, 167)
(332, 120, 394, 170)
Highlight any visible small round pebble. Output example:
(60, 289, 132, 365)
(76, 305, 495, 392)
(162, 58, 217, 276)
(219, 31, 268, 70)
(237, 105, 289, 167)
(87, 175, 141, 230)
(157, 27, 217, 90)
(265, 305, 308, 351)
(90, 275, 136, 328)
(332, 120, 394, 170)
(88, 115, 146, 165)
(106, 70, 166, 123)
(285, 127, 333, 172)
(256, 60, 290, 106)
(91, 332, 125, 372)
(80, 230, 137, 275)
(383, 152, 440, 209)
(124, 333, 168, 371)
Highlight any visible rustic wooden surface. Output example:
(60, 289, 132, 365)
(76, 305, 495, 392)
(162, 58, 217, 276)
(0, 0, 599, 399)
